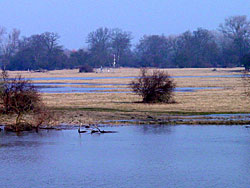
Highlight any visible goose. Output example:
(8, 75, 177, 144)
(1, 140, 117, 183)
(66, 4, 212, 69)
(96, 126, 117, 133)
(91, 129, 99, 134)
(78, 123, 87, 133)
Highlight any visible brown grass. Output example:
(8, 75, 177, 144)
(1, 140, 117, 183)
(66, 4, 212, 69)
(2, 67, 249, 126)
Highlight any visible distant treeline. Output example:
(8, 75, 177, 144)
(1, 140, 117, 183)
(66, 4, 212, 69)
(0, 15, 249, 71)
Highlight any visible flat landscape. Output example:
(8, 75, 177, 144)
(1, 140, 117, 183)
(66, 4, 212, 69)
(2, 67, 250, 126)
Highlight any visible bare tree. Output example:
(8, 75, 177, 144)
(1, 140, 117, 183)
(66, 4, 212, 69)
(111, 28, 132, 66)
(219, 15, 250, 65)
(0, 28, 20, 69)
(219, 16, 250, 40)
(87, 27, 112, 67)
(0, 26, 6, 43)
(41, 32, 63, 58)
(135, 35, 170, 67)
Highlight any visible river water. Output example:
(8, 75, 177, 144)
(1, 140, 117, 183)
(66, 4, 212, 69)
(0, 125, 249, 188)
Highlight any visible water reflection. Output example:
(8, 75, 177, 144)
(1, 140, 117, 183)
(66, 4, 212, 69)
(139, 125, 173, 135)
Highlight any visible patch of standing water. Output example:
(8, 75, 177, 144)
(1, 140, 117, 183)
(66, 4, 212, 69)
(27, 74, 247, 81)
(0, 125, 249, 188)
(34, 82, 128, 86)
(36, 86, 130, 93)
(34, 84, 221, 93)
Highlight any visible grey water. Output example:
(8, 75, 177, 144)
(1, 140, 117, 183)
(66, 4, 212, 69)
(37, 86, 129, 93)
(27, 74, 246, 81)
(34, 83, 221, 93)
(0, 125, 249, 188)
(34, 83, 128, 86)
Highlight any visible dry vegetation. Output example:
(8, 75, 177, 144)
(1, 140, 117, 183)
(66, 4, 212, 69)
(2, 67, 250, 126)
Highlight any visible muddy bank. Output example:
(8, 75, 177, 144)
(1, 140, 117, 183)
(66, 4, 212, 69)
(1, 112, 249, 132)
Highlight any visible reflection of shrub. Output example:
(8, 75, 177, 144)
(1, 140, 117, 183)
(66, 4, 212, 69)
(0, 70, 52, 131)
(130, 68, 176, 103)
(79, 64, 94, 73)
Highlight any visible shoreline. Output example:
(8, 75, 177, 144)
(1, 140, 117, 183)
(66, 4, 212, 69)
(1, 110, 249, 128)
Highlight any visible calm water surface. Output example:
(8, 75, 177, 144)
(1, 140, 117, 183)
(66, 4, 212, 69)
(0, 125, 249, 188)
(34, 83, 221, 93)
(27, 74, 246, 81)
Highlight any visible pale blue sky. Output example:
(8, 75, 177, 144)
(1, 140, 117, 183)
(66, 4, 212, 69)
(0, 0, 249, 49)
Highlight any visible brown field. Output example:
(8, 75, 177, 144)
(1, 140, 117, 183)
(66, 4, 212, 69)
(2, 67, 250, 126)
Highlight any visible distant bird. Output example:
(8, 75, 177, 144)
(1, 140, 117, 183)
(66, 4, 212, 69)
(78, 123, 87, 133)
(78, 128, 87, 133)
(91, 129, 99, 134)
(95, 126, 117, 133)
(89, 125, 117, 134)
(85, 125, 90, 129)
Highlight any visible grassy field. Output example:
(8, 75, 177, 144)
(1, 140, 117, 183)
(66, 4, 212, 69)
(3, 67, 250, 126)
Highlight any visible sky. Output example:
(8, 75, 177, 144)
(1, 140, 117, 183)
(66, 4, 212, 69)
(0, 0, 249, 49)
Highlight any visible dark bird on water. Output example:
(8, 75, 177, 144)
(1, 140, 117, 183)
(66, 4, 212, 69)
(96, 127, 117, 133)
(78, 123, 87, 133)
(91, 129, 99, 134)
(85, 125, 90, 128)
(78, 128, 87, 133)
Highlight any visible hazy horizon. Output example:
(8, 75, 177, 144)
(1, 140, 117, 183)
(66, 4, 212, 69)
(0, 0, 249, 49)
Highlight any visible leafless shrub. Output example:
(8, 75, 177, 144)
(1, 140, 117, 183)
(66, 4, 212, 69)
(130, 68, 176, 103)
(32, 105, 58, 128)
(0, 70, 53, 131)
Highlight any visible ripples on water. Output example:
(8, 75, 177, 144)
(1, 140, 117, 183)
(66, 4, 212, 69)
(0, 125, 249, 188)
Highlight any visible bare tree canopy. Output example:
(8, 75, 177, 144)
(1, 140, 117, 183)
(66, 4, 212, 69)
(219, 15, 250, 40)
(0, 15, 249, 70)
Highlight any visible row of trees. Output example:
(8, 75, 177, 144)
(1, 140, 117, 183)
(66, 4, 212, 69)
(0, 15, 249, 70)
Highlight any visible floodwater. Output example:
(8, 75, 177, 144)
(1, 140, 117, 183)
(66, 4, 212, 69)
(34, 83, 221, 93)
(36, 86, 129, 93)
(28, 74, 246, 81)
(0, 125, 249, 188)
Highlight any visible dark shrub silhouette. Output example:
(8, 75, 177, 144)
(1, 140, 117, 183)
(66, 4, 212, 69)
(79, 64, 94, 73)
(131, 69, 176, 103)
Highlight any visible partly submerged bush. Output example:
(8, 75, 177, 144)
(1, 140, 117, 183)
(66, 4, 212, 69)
(130, 68, 176, 103)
